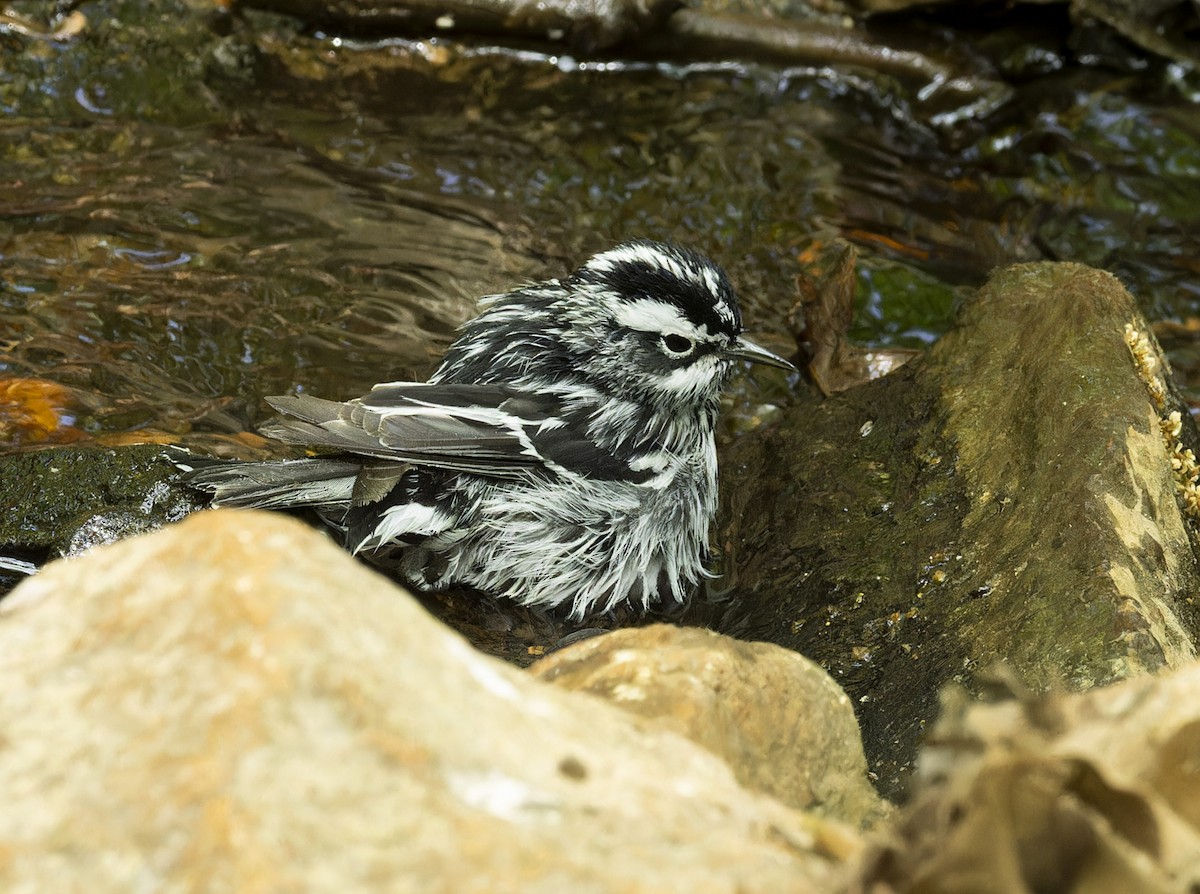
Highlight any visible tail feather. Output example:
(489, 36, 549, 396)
(178, 455, 360, 511)
(265, 395, 343, 425)
(259, 395, 401, 460)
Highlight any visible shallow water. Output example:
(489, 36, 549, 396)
(2, 1, 1200, 450)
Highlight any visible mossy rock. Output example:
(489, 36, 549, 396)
(703, 262, 1200, 797)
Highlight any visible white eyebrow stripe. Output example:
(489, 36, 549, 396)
(703, 269, 737, 326)
(587, 244, 688, 280)
(587, 244, 714, 296)
(587, 244, 738, 329)
(610, 297, 707, 338)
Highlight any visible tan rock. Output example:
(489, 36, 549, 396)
(531, 624, 888, 827)
(852, 663, 1200, 893)
(0, 509, 858, 893)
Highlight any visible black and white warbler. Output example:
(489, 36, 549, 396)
(181, 241, 794, 618)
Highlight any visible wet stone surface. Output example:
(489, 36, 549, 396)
(699, 262, 1200, 798)
(0, 445, 198, 590)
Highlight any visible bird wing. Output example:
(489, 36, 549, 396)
(262, 384, 649, 482)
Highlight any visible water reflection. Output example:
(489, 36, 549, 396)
(2, 122, 513, 446)
(2, 7, 1200, 452)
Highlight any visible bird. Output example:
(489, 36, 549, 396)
(179, 240, 795, 618)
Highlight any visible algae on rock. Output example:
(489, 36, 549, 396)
(703, 262, 1200, 797)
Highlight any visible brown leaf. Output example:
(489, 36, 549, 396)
(0, 378, 87, 447)
(791, 241, 918, 396)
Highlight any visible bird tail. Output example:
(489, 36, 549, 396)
(174, 452, 361, 512)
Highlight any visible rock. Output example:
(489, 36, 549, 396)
(0, 445, 198, 592)
(839, 0, 1200, 66)
(530, 624, 889, 828)
(234, 0, 679, 52)
(850, 663, 1200, 892)
(0, 509, 858, 893)
(237, 0, 1010, 123)
(660, 9, 1011, 122)
(1069, 0, 1200, 67)
(701, 262, 1200, 797)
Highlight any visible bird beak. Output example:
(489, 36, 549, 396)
(725, 337, 797, 371)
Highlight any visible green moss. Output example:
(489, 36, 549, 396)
(0, 445, 196, 553)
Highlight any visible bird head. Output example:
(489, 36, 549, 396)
(562, 240, 794, 409)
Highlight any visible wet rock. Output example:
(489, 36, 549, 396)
(841, 0, 1200, 66)
(0, 445, 197, 592)
(851, 662, 1200, 892)
(1069, 0, 1200, 66)
(659, 10, 1012, 123)
(702, 262, 1200, 798)
(0, 509, 859, 893)
(237, 0, 1010, 123)
(234, 0, 679, 52)
(530, 623, 890, 828)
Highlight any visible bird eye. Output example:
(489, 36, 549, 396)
(661, 334, 694, 356)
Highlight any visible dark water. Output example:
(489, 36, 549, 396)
(3, 1, 1200, 448)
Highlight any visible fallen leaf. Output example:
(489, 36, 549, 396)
(0, 378, 87, 446)
(791, 241, 919, 395)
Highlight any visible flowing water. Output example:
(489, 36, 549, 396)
(2, 2, 1199, 446)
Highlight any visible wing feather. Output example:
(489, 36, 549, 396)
(260, 384, 652, 484)
(262, 388, 550, 479)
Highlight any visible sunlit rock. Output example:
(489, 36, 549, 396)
(530, 623, 890, 828)
(0, 509, 857, 893)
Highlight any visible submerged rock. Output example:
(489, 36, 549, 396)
(0, 509, 857, 893)
(531, 623, 890, 827)
(234, 0, 678, 52)
(703, 262, 1200, 797)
